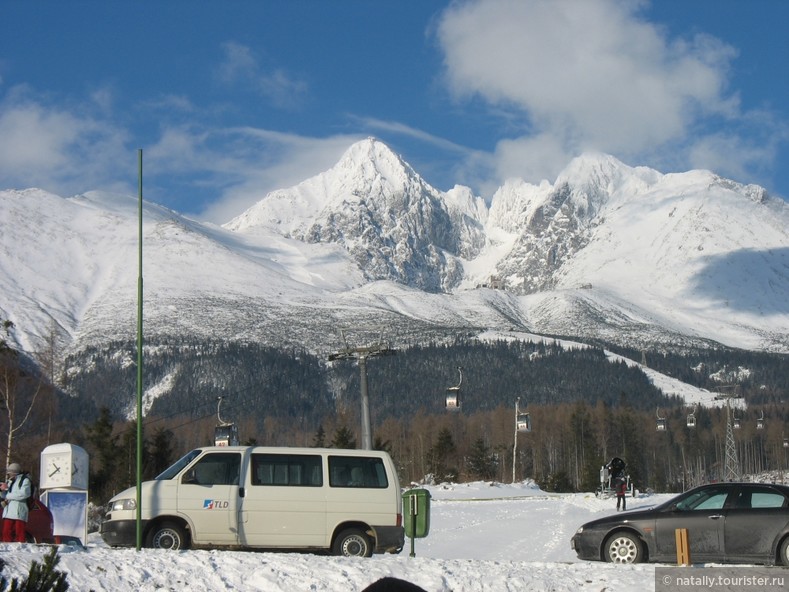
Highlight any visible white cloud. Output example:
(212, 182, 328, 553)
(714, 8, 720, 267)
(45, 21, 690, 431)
(493, 134, 573, 186)
(435, 0, 744, 184)
(0, 85, 360, 224)
(0, 88, 129, 194)
(687, 133, 775, 185)
(216, 42, 308, 109)
(357, 116, 472, 155)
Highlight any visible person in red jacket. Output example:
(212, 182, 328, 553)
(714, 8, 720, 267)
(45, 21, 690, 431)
(615, 477, 627, 511)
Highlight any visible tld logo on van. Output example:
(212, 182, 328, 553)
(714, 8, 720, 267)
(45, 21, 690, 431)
(203, 499, 229, 510)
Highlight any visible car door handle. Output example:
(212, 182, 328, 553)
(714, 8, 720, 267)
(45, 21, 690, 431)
(708, 514, 724, 519)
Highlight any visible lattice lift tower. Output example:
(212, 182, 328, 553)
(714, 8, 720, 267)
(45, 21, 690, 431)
(717, 387, 741, 482)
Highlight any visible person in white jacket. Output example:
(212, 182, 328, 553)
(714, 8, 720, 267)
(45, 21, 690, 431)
(1, 462, 31, 542)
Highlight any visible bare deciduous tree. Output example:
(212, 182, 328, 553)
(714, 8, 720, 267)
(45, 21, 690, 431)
(1, 319, 44, 468)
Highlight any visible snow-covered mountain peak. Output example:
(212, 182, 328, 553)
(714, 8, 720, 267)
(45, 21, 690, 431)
(555, 152, 662, 203)
(3, 139, 788, 361)
(334, 137, 418, 186)
(555, 152, 629, 187)
(223, 137, 430, 236)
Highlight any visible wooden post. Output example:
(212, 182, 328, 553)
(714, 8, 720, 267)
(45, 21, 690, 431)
(675, 528, 691, 565)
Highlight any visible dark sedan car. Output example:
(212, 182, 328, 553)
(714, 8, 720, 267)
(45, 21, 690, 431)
(571, 482, 789, 565)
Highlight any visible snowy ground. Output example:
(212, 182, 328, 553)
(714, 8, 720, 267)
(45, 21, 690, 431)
(0, 482, 691, 591)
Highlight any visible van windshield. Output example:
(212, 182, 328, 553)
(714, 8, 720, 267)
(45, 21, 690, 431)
(155, 449, 201, 480)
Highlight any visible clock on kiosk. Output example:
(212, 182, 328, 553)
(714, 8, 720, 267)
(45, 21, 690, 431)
(44, 456, 71, 488)
(40, 443, 89, 491)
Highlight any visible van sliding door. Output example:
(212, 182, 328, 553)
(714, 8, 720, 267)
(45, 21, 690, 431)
(241, 453, 326, 548)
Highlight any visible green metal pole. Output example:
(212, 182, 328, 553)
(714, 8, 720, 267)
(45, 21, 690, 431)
(136, 149, 144, 550)
(409, 494, 416, 557)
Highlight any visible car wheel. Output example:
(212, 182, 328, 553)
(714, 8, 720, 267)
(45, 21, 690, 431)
(333, 528, 373, 557)
(147, 522, 189, 551)
(604, 531, 643, 564)
(779, 536, 789, 566)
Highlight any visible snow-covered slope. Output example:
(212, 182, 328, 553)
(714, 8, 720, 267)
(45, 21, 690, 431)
(0, 483, 681, 592)
(489, 154, 789, 351)
(2, 139, 788, 362)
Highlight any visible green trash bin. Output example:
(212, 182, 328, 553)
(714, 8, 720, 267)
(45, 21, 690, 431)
(402, 488, 431, 539)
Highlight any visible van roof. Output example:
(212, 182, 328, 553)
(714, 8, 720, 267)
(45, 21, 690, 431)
(195, 446, 392, 457)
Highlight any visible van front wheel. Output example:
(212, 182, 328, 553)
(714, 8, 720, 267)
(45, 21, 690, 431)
(148, 522, 189, 551)
(333, 528, 373, 557)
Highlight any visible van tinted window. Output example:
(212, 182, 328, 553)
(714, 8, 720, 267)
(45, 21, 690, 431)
(183, 452, 241, 486)
(251, 454, 323, 487)
(328, 456, 388, 489)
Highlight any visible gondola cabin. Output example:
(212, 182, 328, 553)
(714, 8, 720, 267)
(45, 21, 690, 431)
(655, 408, 667, 432)
(784, 438, 788, 449)
(733, 418, 741, 430)
(445, 366, 463, 412)
(516, 413, 531, 433)
(757, 412, 765, 430)
(214, 423, 240, 447)
(445, 388, 460, 411)
(686, 414, 696, 428)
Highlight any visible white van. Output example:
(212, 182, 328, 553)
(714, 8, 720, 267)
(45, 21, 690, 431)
(100, 446, 404, 557)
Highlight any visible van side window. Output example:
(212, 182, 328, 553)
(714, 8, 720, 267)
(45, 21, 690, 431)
(183, 453, 240, 486)
(251, 454, 323, 487)
(328, 456, 388, 489)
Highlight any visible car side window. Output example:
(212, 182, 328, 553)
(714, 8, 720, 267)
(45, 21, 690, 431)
(752, 492, 787, 508)
(734, 488, 787, 509)
(677, 488, 729, 511)
(182, 453, 241, 486)
(693, 492, 728, 510)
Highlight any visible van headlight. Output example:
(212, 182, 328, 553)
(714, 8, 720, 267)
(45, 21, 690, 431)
(110, 499, 136, 511)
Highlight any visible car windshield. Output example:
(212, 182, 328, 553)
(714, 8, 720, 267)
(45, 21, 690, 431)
(155, 450, 201, 480)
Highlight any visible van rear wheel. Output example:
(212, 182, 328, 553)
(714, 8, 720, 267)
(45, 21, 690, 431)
(147, 522, 189, 550)
(333, 528, 373, 557)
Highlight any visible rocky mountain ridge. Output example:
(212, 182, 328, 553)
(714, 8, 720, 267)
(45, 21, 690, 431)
(2, 138, 788, 366)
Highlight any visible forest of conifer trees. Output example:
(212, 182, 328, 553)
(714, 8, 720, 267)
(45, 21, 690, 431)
(3, 329, 789, 506)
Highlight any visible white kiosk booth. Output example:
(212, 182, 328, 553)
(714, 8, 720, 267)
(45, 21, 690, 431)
(40, 443, 89, 546)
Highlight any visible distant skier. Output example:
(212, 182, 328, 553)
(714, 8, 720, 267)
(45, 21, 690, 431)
(606, 457, 627, 510)
(615, 477, 627, 511)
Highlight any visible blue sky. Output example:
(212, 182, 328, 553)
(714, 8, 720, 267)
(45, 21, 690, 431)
(1, 0, 787, 224)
